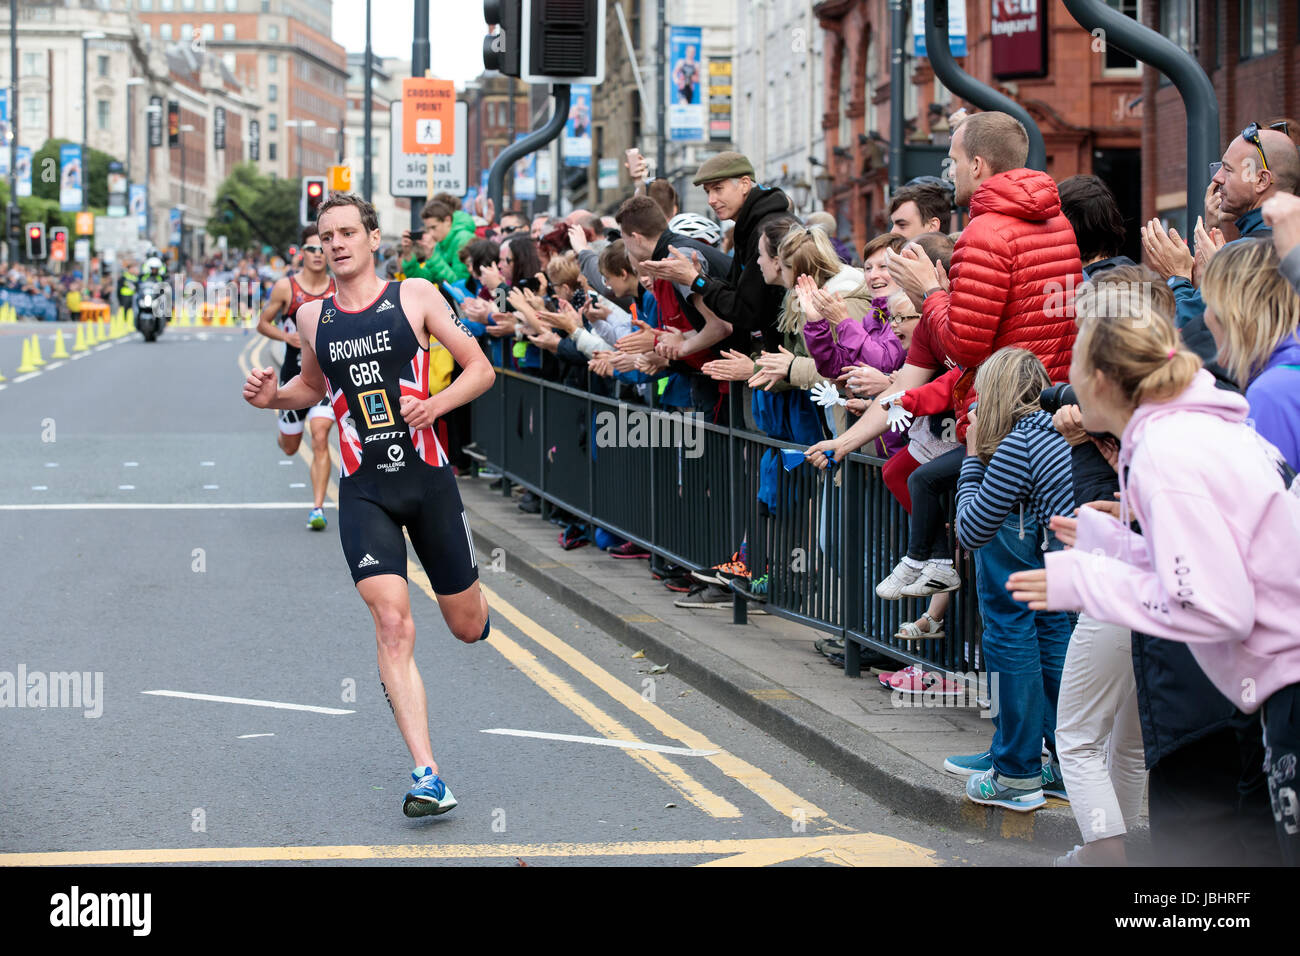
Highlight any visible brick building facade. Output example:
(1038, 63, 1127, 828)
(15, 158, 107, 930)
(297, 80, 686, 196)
(814, 0, 1142, 257)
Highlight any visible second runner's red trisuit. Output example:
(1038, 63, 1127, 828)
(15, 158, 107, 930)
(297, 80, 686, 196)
(312, 280, 479, 594)
(278, 273, 337, 435)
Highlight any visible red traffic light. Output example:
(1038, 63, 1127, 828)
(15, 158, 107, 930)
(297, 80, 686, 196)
(288, 244, 299, 257)
(52, 229, 68, 244)
(28, 226, 40, 239)
(307, 182, 323, 198)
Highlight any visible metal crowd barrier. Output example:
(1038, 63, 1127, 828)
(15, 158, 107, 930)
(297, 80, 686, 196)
(473, 366, 984, 681)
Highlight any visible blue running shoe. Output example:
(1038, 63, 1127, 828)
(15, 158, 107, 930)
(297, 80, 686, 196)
(943, 748, 993, 776)
(965, 768, 1045, 812)
(403, 767, 458, 818)
(307, 507, 327, 531)
(1041, 761, 1070, 802)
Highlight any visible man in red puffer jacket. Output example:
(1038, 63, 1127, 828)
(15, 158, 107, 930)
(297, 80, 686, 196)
(887, 111, 1081, 439)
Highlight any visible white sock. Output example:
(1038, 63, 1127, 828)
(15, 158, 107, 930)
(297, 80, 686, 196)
(902, 556, 925, 570)
(930, 558, 953, 566)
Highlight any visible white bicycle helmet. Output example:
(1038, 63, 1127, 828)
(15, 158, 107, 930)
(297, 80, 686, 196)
(668, 212, 722, 247)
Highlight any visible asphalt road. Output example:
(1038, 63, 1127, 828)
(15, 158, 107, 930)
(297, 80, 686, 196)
(0, 321, 1051, 867)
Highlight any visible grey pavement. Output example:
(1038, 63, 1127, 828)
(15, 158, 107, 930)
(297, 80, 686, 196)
(0, 324, 1053, 866)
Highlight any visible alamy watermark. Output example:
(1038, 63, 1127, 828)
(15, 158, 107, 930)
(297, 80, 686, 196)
(891, 670, 998, 718)
(0, 665, 103, 717)
(594, 404, 703, 459)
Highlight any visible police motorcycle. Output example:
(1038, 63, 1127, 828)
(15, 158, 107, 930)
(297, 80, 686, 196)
(134, 256, 169, 342)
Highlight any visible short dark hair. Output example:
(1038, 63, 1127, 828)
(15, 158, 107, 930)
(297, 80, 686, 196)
(889, 183, 953, 229)
(300, 223, 319, 244)
(420, 198, 455, 221)
(615, 195, 669, 239)
(598, 239, 635, 277)
(1057, 174, 1126, 263)
(911, 232, 955, 271)
(647, 179, 678, 219)
(317, 193, 380, 234)
(459, 238, 500, 273)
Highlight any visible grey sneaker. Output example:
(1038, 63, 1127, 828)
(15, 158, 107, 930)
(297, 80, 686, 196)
(943, 748, 993, 776)
(1041, 761, 1070, 802)
(965, 767, 1045, 812)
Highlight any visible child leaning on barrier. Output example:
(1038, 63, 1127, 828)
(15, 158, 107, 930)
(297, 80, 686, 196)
(1008, 280, 1300, 865)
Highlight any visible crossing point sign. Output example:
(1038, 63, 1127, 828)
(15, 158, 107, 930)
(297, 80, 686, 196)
(402, 78, 455, 155)
(391, 100, 467, 197)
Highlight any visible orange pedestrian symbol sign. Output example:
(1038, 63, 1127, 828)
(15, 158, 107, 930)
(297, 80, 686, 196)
(402, 78, 455, 155)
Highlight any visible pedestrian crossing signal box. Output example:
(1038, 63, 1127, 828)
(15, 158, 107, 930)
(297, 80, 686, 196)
(300, 177, 328, 227)
(26, 223, 46, 260)
(50, 228, 69, 263)
(483, 0, 605, 86)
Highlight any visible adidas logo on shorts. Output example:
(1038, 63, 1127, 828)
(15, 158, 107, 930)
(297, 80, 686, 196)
(374, 299, 395, 313)
(357, 553, 380, 568)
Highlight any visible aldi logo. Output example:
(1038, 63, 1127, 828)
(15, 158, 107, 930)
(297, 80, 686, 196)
(359, 389, 394, 428)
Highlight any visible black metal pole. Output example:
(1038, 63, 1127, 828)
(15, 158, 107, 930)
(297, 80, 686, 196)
(488, 85, 570, 217)
(363, 0, 373, 202)
(556, 122, 564, 218)
(410, 0, 429, 231)
(924, 0, 1046, 171)
(8, 0, 19, 266)
(1061, 0, 1217, 234)
(81, 36, 88, 211)
(656, 0, 666, 177)
(507, 78, 515, 208)
(888, 0, 905, 191)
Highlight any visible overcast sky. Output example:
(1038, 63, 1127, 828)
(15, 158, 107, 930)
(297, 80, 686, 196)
(331, 0, 487, 84)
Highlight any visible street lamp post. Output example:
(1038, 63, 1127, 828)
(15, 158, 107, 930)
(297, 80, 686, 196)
(81, 31, 106, 211)
(286, 120, 316, 180)
(125, 78, 145, 194)
(178, 122, 195, 264)
(324, 127, 344, 165)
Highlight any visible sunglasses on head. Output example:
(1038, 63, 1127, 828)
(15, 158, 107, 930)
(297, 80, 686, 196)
(302, 244, 323, 254)
(1241, 121, 1289, 172)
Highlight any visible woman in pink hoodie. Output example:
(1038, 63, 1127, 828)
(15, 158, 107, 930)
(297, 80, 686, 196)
(1007, 282, 1300, 865)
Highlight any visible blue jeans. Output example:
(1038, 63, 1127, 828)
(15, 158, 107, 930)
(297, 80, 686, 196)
(975, 513, 1073, 782)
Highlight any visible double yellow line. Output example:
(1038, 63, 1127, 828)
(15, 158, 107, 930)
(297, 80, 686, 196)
(238, 334, 831, 825)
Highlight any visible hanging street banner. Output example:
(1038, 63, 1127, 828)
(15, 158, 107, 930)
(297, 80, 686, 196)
(107, 162, 127, 217)
(708, 59, 733, 142)
(992, 0, 1048, 78)
(60, 144, 84, 211)
(390, 100, 468, 197)
(597, 158, 620, 190)
(248, 119, 261, 161)
(0, 90, 9, 176)
(513, 133, 537, 201)
(148, 96, 164, 148)
(130, 183, 148, 233)
(214, 107, 226, 151)
(669, 26, 706, 142)
(564, 85, 592, 168)
(401, 78, 456, 155)
(913, 0, 968, 58)
(16, 145, 32, 197)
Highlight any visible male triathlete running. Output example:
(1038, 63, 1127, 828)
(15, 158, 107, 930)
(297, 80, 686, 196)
(242, 194, 495, 818)
(257, 225, 337, 530)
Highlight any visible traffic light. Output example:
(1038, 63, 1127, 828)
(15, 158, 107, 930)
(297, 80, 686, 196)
(7, 206, 20, 241)
(483, 0, 605, 85)
(26, 223, 45, 260)
(288, 244, 299, 259)
(300, 177, 327, 226)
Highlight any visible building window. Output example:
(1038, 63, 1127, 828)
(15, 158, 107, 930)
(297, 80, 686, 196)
(1160, 0, 1198, 56)
(22, 97, 42, 127)
(226, 0, 238, 9)
(268, 83, 278, 102)
(161, 0, 173, 8)
(1240, 0, 1279, 58)
(160, 23, 173, 40)
(142, 24, 151, 38)
(268, 54, 278, 71)
(223, 23, 235, 40)
(140, 0, 152, 9)
(262, 0, 270, 10)
(268, 112, 278, 131)
(21, 52, 40, 76)
(1103, 0, 1141, 70)
(269, 24, 279, 41)
(98, 100, 111, 131)
(182, 0, 194, 8)
(97, 54, 109, 77)
(202, 23, 215, 40)
(181, 23, 193, 42)
(204, 0, 215, 9)
(268, 142, 277, 160)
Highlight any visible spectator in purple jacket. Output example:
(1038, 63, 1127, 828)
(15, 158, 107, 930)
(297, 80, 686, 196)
(1200, 238, 1300, 470)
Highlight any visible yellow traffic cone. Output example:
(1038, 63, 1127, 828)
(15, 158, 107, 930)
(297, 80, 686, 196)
(30, 333, 47, 366)
(51, 328, 70, 359)
(16, 337, 37, 373)
(73, 323, 87, 352)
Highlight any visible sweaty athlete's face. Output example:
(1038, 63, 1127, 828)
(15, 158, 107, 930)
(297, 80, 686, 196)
(318, 206, 378, 281)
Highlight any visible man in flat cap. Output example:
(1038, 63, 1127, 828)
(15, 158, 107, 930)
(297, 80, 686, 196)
(642, 151, 792, 354)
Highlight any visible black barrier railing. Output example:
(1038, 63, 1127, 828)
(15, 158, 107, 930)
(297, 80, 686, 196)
(474, 367, 984, 680)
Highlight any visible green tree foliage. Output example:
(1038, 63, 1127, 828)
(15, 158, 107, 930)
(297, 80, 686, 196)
(31, 138, 121, 211)
(206, 162, 302, 254)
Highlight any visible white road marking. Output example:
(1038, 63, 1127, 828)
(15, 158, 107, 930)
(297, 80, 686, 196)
(45, 462, 59, 468)
(480, 728, 721, 757)
(141, 690, 354, 715)
(45, 361, 64, 369)
(200, 461, 215, 467)
(279, 460, 295, 466)
(93, 344, 112, 351)
(124, 461, 138, 467)
(0, 502, 340, 511)
(118, 485, 135, 491)
(13, 372, 40, 382)
(289, 482, 306, 488)
(237, 734, 276, 739)
(203, 484, 219, 489)
(31, 486, 47, 491)
(70, 352, 89, 360)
